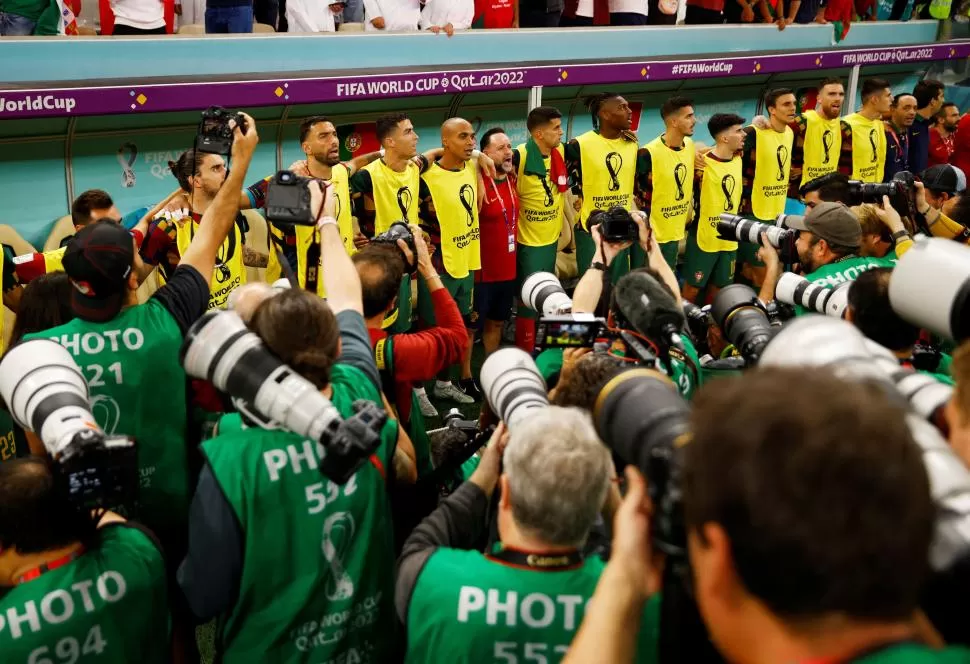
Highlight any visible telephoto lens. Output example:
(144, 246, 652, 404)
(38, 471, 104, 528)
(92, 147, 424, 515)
(479, 347, 549, 428)
(711, 284, 774, 364)
(717, 214, 797, 263)
(774, 272, 851, 318)
(521, 272, 573, 316)
(890, 238, 970, 342)
(180, 310, 386, 484)
(592, 368, 690, 554)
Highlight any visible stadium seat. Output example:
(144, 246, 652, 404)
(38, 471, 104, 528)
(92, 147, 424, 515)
(253, 22, 276, 32)
(177, 23, 206, 34)
(43, 215, 75, 253)
(338, 22, 364, 32)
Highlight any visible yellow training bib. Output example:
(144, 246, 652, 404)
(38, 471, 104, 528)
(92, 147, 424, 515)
(844, 113, 887, 183)
(645, 135, 695, 244)
(175, 218, 246, 310)
(422, 161, 481, 279)
(575, 131, 638, 231)
(800, 110, 842, 188)
(697, 154, 742, 253)
(363, 159, 421, 235)
(750, 125, 794, 219)
(44, 246, 66, 273)
(515, 144, 565, 247)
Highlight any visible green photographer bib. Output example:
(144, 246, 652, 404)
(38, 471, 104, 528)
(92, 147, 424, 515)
(805, 255, 895, 289)
(405, 548, 661, 664)
(23, 300, 190, 536)
(202, 363, 400, 663)
(854, 644, 970, 663)
(0, 525, 169, 662)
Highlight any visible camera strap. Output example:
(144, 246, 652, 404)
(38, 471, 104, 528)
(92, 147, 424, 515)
(269, 232, 300, 289)
(16, 546, 86, 585)
(486, 546, 584, 571)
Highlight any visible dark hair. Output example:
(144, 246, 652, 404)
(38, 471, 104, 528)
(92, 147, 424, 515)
(799, 173, 851, 203)
(250, 288, 340, 389)
(661, 96, 693, 121)
(299, 115, 333, 144)
(913, 79, 945, 110)
(708, 113, 746, 139)
(891, 93, 917, 108)
(7, 273, 74, 349)
(526, 106, 563, 133)
(586, 92, 621, 130)
(848, 267, 919, 351)
(0, 458, 98, 553)
(818, 77, 844, 91)
(685, 367, 933, 622)
(949, 192, 970, 228)
(375, 112, 410, 144)
(936, 101, 958, 121)
(70, 189, 114, 227)
(861, 78, 891, 104)
(169, 149, 208, 193)
(352, 244, 406, 319)
(551, 352, 627, 411)
(765, 88, 794, 111)
(480, 127, 507, 152)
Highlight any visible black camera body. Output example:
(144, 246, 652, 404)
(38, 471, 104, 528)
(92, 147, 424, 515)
(372, 221, 419, 272)
(59, 429, 139, 513)
(196, 106, 249, 156)
(711, 284, 776, 365)
(589, 206, 639, 244)
(535, 314, 658, 367)
(320, 400, 389, 484)
(266, 170, 319, 226)
(846, 171, 916, 220)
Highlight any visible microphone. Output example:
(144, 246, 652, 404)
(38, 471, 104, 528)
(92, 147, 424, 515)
(613, 272, 687, 351)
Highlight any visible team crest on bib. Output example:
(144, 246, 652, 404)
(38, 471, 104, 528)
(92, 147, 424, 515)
(345, 133, 362, 153)
(694, 271, 704, 283)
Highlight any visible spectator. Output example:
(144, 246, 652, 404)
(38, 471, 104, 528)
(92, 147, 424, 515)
(109, 0, 166, 33)
(475, 0, 518, 27)
(518, 0, 562, 26)
(205, 0, 253, 32)
(363, 0, 421, 31)
(341, 0, 363, 21)
(929, 101, 960, 167)
(286, 0, 341, 31)
(560, 0, 600, 24)
(397, 409, 660, 663)
(646, 0, 676, 23)
(791, 0, 827, 22)
(419, 0, 473, 32)
(910, 79, 946, 175)
(0, 459, 170, 660)
(800, 172, 852, 209)
(253, 0, 280, 29)
(609, 0, 648, 23)
(722, 0, 756, 22)
(684, 0, 723, 24)
(0, 0, 55, 34)
(884, 93, 916, 182)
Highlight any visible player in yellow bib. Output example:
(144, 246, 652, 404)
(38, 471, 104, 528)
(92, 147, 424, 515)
(682, 113, 746, 304)
(790, 77, 854, 197)
(418, 117, 482, 404)
(636, 96, 697, 270)
(565, 92, 642, 281)
(842, 77, 892, 183)
(510, 106, 566, 351)
(737, 88, 796, 287)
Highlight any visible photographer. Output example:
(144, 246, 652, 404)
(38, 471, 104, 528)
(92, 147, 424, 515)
(757, 202, 895, 304)
(396, 409, 660, 664)
(799, 172, 852, 209)
(178, 182, 410, 662)
(566, 368, 962, 664)
(22, 114, 260, 551)
(0, 458, 170, 660)
(853, 203, 910, 261)
(353, 228, 467, 477)
(920, 163, 964, 218)
(846, 268, 952, 383)
(915, 178, 970, 246)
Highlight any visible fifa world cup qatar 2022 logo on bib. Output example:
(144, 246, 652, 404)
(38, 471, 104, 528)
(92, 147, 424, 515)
(459, 184, 476, 226)
(605, 152, 623, 192)
(822, 129, 834, 164)
(396, 187, 413, 222)
(673, 163, 688, 202)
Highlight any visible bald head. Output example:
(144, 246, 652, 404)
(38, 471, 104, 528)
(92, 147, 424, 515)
(441, 117, 476, 163)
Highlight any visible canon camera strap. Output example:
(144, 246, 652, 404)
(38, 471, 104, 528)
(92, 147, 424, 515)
(485, 546, 584, 571)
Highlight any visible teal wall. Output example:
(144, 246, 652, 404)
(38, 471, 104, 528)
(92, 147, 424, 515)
(0, 69, 928, 248)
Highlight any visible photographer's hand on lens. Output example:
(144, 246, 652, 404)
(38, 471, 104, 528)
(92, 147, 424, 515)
(407, 225, 434, 275)
(468, 422, 508, 497)
(312, 181, 338, 229)
(230, 112, 258, 159)
(592, 223, 632, 266)
(611, 466, 662, 600)
(632, 211, 653, 254)
(875, 194, 906, 234)
(756, 231, 782, 272)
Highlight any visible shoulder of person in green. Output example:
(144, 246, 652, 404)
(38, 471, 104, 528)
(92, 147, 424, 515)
(535, 348, 564, 384)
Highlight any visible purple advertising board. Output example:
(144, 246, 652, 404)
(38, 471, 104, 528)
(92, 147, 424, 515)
(1, 41, 967, 119)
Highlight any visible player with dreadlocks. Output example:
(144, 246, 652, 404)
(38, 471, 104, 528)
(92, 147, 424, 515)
(564, 92, 643, 281)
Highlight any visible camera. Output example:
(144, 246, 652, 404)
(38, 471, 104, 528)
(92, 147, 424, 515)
(890, 237, 970, 342)
(846, 171, 916, 220)
(196, 106, 249, 156)
(266, 170, 320, 226)
(681, 302, 712, 356)
(521, 272, 573, 316)
(711, 284, 775, 364)
(372, 221, 419, 272)
(775, 273, 850, 318)
(180, 310, 387, 484)
(760, 316, 970, 572)
(588, 206, 639, 244)
(717, 214, 798, 263)
(0, 340, 138, 511)
(479, 348, 549, 428)
(534, 314, 606, 350)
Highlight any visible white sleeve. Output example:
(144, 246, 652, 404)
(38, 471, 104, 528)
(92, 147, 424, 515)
(363, 0, 383, 22)
(286, 0, 320, 32)
(453, 0, 474, 28)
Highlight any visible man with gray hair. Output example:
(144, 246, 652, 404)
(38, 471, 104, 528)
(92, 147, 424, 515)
(395, 408, 660, 663)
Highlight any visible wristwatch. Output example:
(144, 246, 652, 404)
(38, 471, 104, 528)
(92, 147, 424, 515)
(590, 261, 608, 272)
(891, 229, 910, 243)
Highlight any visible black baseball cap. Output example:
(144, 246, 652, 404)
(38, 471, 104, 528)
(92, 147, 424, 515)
(920, 164, 966, 195)
(62, 220, 134, 322)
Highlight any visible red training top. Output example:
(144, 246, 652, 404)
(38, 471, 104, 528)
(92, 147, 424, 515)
(476, 0, 515, 28)
(477, 174, 519, 284)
